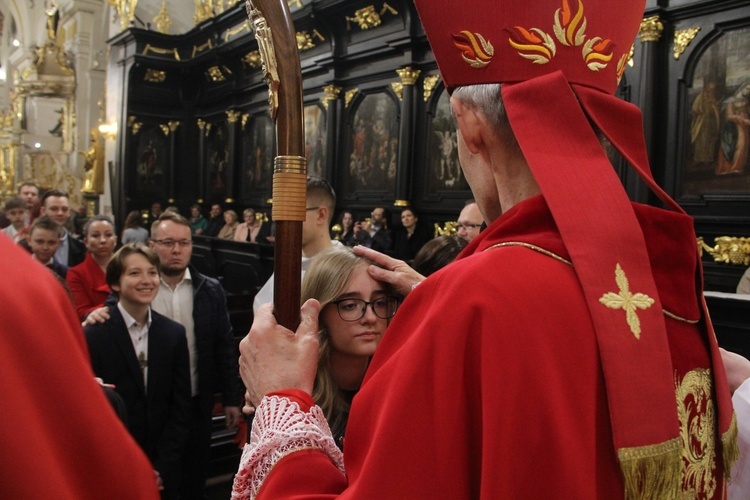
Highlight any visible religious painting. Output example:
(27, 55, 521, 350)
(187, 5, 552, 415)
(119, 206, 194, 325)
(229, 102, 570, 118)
(207, 121, 230, 200)
(426, 88, 467, 194)
(345, 92, 399, 194)
(134, 125, 168, 200)
(305, 103, 327, 178)
(241, 113, 274, 199)
(681, 26, 750, 197)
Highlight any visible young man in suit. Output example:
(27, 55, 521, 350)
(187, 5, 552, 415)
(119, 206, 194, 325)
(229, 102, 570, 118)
(27, 215, 69, 279)
(84, 244, 191, 499)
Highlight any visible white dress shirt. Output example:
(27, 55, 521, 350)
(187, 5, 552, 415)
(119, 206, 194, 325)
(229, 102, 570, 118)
(117, 302, 151, 390)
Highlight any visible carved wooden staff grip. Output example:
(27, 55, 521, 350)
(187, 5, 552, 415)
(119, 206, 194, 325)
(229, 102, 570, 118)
(246, 0, 306, 330)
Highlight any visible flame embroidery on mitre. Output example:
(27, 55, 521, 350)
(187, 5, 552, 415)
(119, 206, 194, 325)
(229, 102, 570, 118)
(452, 31, 494, 69)
(507, 26, 556, 65)
(508, 0, 617, 74)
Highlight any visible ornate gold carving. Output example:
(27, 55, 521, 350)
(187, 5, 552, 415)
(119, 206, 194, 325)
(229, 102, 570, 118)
(81, 129, 104, 194)
(331, 223, 342, 241)
(598, 263, 655, 339)
(153, 0, 172, 34)
(206, 65, 232, 82)
(225, 20, 250, 42)
(168, 121, 180, 132)
(397, 67, 420, 86)
(345, 4, 397, 31)
(241, 113, 249, 129)
(434, 221, 458, 238)
(205, 122, 212, 136)
(698, 236, 750, 266)
(194, 0, 214, 25)
(159, 124, 170, 136)
(391, 82, 403, 100)
(423, 75, 440, 102)
(676, 368, 717, 496)
(142, 44, 180, 61)
(674, 27, 701, 60)
(322, 85, 342, 110)
(107, 0, 138, 30)
(127, 116, 137, 127)
(639, 15, 663, 43)
(393, 200, 410, 207)
(192, 40, 213, 58)
(226, 110, 241, 123)
(248, 3, 280, 119)
(144, 69, 166, 83)
(197, 118, 206, 130)
(243, 50, 262, 69)
(296, 31, 317, 51)
(131, 122, 143, 135)
(345, 88, 359, 108)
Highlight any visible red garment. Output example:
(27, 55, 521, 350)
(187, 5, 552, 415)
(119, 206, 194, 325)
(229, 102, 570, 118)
(0, 236, 159, 499)
(239, 196, 725, 498)
(67, 252, 110, 319)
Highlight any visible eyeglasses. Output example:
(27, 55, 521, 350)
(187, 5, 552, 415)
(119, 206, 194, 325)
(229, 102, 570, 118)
(152, 239, 192, 249)
(329, 297, 399, 322)
(456, 223, 482, 231)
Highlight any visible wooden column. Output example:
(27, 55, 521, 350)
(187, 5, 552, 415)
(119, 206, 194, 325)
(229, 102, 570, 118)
(394, 67, 420, 208)
(322, 84, 341, 181)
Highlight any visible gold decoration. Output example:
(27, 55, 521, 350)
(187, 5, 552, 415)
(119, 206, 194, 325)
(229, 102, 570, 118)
(397, 67, 420, 86)
(423, 75, 440, 102)
(206, 65, 231, 82)
(131, 121, 143, 135)
(698, 236, 750, 266)
(168, 120, 180, 132)
(226, 110, 241, 123)
(434, 221, 458, 238)
(296, 31, 315, 51)
(345, 88, 359, 108)
(287, 0, 302, 8)
(249, 3, 280, 119)
(241, 113, 249, 129)
(159, 124, 170, 136)
(243, 50, 262, 69)
(194, 0, 214, 25)
(81, 128, 105, 194)
(225, 20, 250, 42)
(393, 200, 410, 207)
(598, 263, 655, 339)
(675, 368, 717, 496)
(346, 6, 381, 30)
(617, 438, 682, 500)
(153, 0, 172, 34)
(144, 69, 166, 83)
(197, 118, 206, 129)
(331, 223, 343, 241)
(142, 44, 181, 61)
(322, 85, 341, 110)
(639, 15, 663, 43)
(107, 0, 138, 30)
(674, 27, 701, 60)
(192, 40, 213, 58)
(391, 82, 403, 100)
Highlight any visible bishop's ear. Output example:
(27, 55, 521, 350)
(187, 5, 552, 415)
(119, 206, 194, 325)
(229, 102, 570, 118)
(450, 97, 484, 155)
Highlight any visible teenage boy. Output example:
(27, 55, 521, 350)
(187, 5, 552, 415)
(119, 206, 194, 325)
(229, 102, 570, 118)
(84, 244, 191, 500)
(27, 216, 68, 279)
(2, 199, 28, 242)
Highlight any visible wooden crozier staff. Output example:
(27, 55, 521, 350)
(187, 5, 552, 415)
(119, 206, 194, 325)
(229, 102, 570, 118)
(246, 0, 305, 330)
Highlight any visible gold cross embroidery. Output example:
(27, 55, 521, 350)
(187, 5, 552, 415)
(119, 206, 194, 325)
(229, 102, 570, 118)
(598, 263, 654, 339)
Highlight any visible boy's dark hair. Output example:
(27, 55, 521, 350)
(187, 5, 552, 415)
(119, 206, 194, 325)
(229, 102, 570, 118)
(4, 198, 26, 211)
(106, 244, 161, 296)
(29, 215, 64, 238)
(41, 189, 69, 206)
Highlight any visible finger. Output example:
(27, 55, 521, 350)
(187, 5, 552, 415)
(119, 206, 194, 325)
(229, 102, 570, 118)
(352, 245, 398, 269)
(299, 299, 321, 339)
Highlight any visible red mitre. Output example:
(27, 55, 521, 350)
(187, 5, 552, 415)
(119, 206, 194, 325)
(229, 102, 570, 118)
(413, 0, 736, 497)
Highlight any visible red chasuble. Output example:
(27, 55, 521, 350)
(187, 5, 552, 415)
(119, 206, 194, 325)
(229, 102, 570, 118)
(241, 195, 724, 499)
(0, 237, 159, 499)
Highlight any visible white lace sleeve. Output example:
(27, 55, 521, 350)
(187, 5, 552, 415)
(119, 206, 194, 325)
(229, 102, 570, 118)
(231, 395, 345, 499)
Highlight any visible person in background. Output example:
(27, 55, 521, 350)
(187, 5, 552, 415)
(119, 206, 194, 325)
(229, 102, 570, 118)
(189, 204, 208, 235)
(121, 210, 150, 245)
(737, 266, 750, 294)
(18, 182, 41, 224)
(354, 206, 392, 253)
(234, 208, 271, 244)
(165, 206, 180, 214)
(334, 210, 356, 247)
(456, 200, 483, 243)
(84, 244, 191, 499)
(27, 215, 69, 280)
(203, 203, 225, 237)
(392, 207, 432, 263)
(0, 235, 160, 498)
(217, 209, 239, 240)
(146, 201, 163, 230)
(67, 215, 117, 319)
(2, 198, 27, 242)
(303, 247, 398, 449)
(412, 235, 467, 277)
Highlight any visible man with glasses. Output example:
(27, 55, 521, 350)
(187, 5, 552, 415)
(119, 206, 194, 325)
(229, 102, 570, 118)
(253, 176, 343, 312)
(456, 200, 483, 243)
(354, 206, 392, 253)
(85, 211, 240, 498)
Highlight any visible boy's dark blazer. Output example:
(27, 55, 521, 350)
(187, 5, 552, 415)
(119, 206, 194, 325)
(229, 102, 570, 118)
(84, 305, 191, 497)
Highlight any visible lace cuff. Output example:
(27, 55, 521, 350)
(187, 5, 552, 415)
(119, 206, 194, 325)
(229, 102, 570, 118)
(232, 395, 345, 499)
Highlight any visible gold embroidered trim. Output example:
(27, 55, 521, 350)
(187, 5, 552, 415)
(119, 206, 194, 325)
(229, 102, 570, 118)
(483, 241, 572, 266)
(723, 413, 739, 481)
(617, 437, 682, 500)
(662, 309, 699, 324)
(599, 263, 655, 339)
